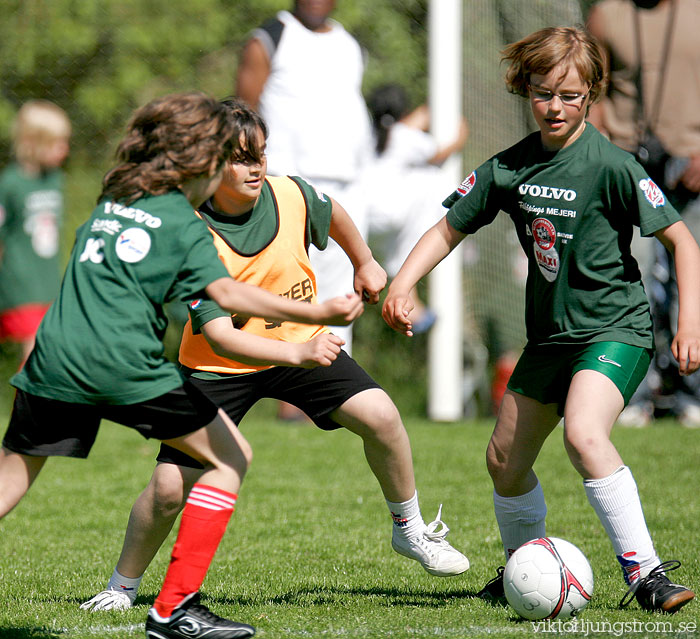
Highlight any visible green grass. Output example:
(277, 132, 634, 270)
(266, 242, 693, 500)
(0, 407, 698, 638)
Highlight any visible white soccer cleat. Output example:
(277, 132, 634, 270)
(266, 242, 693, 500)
(391, 504, 470, 577)
(79, 588, 133, 611)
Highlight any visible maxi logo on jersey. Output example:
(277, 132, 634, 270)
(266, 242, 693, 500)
(532, 217, 560, 282)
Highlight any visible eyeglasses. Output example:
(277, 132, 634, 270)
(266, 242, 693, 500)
(528, 84, 589, 106)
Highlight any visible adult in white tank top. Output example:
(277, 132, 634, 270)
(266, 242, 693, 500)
(236, 1, 373, 354)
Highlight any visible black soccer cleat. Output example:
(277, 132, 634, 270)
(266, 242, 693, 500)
(477, 566, 507, 605)
(620, 560, 695, 613)
(145, 592, 255, 639)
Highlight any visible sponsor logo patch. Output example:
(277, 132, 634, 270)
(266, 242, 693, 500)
(391, 511, 409, 528)
(456, 171, 477, 197)
(639, 178, 665, 208)
(532, 218, 559, 282)
(532, 218, 556, 250)
(115, 227, 151, 263)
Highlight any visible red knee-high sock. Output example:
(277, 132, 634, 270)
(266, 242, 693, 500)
(153, 484, 237, 617)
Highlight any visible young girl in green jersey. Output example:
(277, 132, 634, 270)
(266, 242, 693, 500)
(79, 99, 468, 614)
(0, 91, 363, 639)
(383, 26, 699, 613)
(0, 100, 71, 370)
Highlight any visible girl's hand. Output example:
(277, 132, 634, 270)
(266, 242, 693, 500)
(382, 290, 414, 337)
(672, 329, 700, 375)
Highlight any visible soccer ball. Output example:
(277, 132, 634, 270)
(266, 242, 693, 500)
(503, 537, 594, 620)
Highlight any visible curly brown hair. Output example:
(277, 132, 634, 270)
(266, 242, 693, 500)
(501, 26, 607, 105)
(99, 92, 235, 205)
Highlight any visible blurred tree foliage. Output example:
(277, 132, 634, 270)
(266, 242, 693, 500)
(0, 0, 433, 414)
(0, 0, 430, 168)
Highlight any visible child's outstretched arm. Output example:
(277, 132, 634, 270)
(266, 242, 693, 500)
(328, 197, 387, 304)
(655, 220, 700, 375)
(205, 278, 363, 327)
(201, 317, 344, 368)
(382, 216, 466, 336)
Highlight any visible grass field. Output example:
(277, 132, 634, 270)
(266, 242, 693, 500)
(0, 405, 698, 639)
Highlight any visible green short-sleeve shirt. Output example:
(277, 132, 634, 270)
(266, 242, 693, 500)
(444, 124, 681, 348)
(0, 163, 64, 310)
(12, 190, 230, 404)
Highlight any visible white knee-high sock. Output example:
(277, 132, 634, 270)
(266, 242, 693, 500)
(494, 482, 547, 561)
(584, 465, 660, 584)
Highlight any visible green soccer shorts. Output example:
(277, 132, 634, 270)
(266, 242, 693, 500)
(507, 341, 653, 416)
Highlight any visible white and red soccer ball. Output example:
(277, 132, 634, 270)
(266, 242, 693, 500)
(504, 537, 594, 620)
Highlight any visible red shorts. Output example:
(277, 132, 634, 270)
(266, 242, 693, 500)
(0, 304, 50, 341)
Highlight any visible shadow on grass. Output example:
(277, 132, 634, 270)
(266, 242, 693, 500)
(0, 629, 63, 639)
(62, 584, 509, 611)
(208, 584, 485, 608)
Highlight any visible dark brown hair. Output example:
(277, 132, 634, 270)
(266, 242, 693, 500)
(220, 97, 268, 164)
(99, 92, 235, 205)
(502, 26, 607, 104)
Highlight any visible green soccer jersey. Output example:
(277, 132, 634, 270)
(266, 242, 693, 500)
(187, 175, 332, 331)
(0, 163, 64, 310)
(12, 190, 230, 404)
(444, 124, 681, 348)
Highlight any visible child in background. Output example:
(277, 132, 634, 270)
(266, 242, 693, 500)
(383, 27, 698, 613)
(0, 91, 363, 639)
(80, 98, 469, 613)
(0, 100, 71, 369)
(361, 84, 468, 332)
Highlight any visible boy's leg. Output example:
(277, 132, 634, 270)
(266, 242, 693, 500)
(330, 389, 469, 576)
(81, 462, 201, 611)
(119, 463, 200, 578)
(145, 408, 255, 638)
(0, 447, 46, 517)
(151, 408, 251, 617)
(331, 388, 414, 503)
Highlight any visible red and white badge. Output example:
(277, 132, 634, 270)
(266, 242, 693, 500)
(456, 171, 477, 197)
(639, 178, 665, 208)
(532, 218, 559, 282)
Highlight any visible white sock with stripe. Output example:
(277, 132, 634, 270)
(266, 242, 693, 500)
(584, 465, 660, 584)
(106, 568, 142, 603)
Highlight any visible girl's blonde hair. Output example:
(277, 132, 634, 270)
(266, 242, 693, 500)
(12, 100, 71, 167)
(502, 26, 607, 104)
(99, 92, 235, 206)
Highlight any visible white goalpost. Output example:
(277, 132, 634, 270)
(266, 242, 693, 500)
(427, 0, 464, 421)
